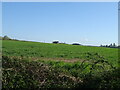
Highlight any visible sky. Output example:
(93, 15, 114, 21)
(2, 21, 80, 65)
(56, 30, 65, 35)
(2, 2, 118, 46)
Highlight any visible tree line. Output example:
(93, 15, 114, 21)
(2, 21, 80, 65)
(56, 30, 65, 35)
(100, 43, 119, 48)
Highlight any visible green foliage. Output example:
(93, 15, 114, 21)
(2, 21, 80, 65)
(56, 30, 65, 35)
(38, 54, 120, 89)
(2, 56, 81, 88)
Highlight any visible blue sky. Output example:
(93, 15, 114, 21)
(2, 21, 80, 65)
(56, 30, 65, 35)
(2, 2, 118, 46)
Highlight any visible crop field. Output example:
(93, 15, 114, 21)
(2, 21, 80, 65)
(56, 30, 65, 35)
(2, 40, 120, 88)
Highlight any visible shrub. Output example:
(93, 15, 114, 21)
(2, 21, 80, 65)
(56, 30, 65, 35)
(52, 41, 59, 44)
(72, 43, 81, 45)
(3, 36, 11, 40)
(2, 56, 82, 89)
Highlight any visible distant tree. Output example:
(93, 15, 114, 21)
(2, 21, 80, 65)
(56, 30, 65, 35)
(100, 45, 103, 47)
(100, 43, 118, 48)
(103, 45, 105, 47)
(3, 35, 11, 40)
(106, 45, 108, 47)
(72, 43, 80, 45)
(118, 45, 120, 48)
(113, 43, 116, 47)
(52, 41, 59, 44)
(109, 43, 113, 47)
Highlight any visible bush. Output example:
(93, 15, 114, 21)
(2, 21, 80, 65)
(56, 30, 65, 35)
(2, 36, 11, 40)
(2, 56, 81, 89)
(72, 43, 81, 45)
(52, 41, 59, 44)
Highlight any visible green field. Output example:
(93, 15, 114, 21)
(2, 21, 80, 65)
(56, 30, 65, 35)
(2, 40, 118, 66)
(2, 40, 120, 88)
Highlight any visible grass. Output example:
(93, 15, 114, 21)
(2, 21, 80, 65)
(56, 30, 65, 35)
(2, 40, 118, 66)
(2, 40, 120, 88)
